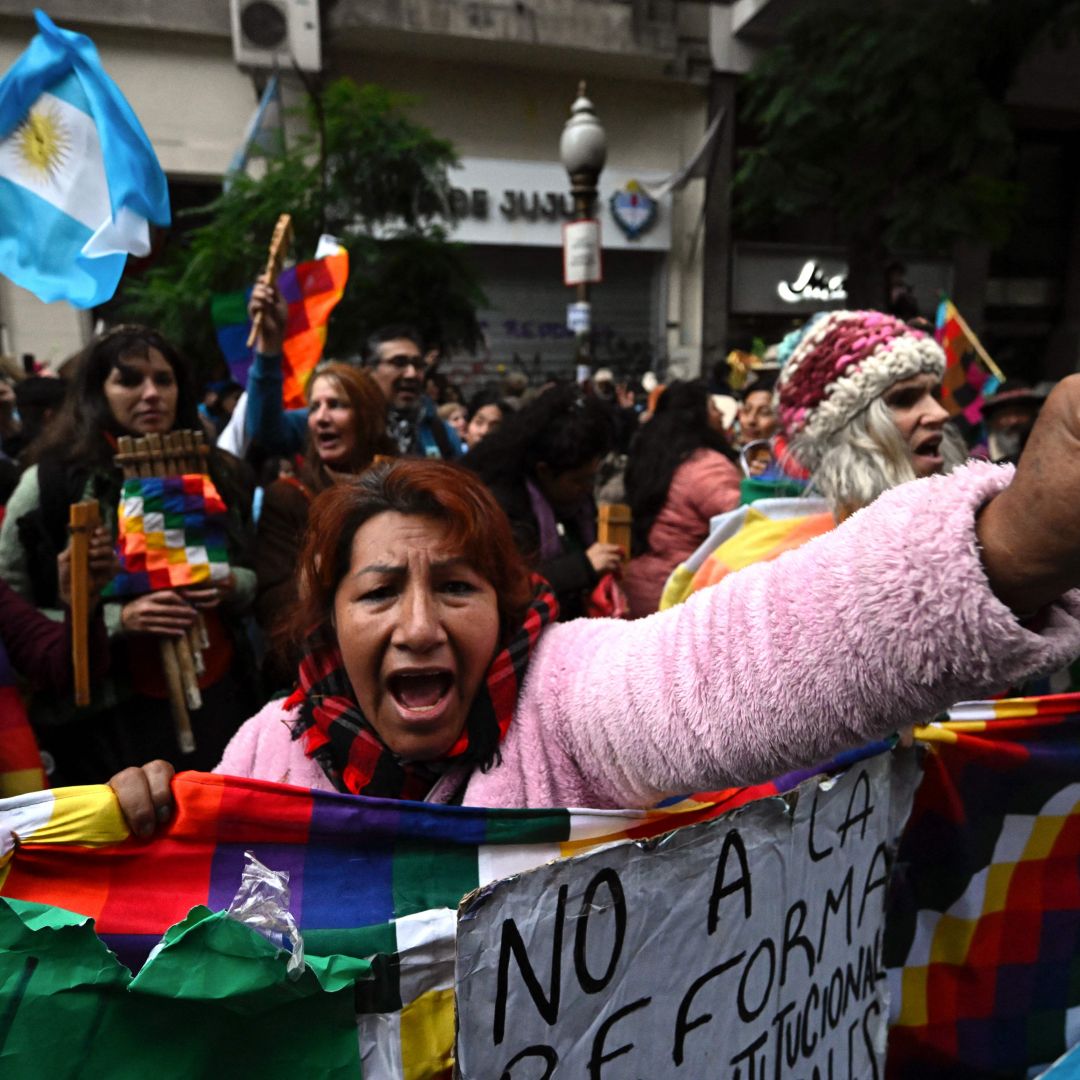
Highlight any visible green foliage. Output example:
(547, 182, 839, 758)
(734, 0, 1080, 258)
(116, 79, 483, 377)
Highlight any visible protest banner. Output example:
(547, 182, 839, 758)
(4, 697, 1080, 1077)
(456, 751, 920, 1079)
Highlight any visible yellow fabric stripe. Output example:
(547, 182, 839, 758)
(399, 987, 455, 1080)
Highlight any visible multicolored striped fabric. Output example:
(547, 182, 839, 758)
(5, 694, 1080, 1077)
(0, 742, 887, 1079)
(0, 684, 46, 797)
(211, 247, 349, 409)
(888, 693, 1080, 1077)
(658, 496, 833, 611)
(935, 298, 1000, 440)
(105, 474, 231, 597)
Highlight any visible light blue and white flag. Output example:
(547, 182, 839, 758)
(0, 10, 170, 308)
(224, 72, 284, 192)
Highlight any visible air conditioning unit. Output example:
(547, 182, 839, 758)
(230, 0, 322, 73)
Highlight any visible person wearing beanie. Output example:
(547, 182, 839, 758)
(657, 310, 970, 610)
(776, 309, 968, 519)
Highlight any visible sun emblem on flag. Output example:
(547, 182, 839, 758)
(15, 103, 69, 182)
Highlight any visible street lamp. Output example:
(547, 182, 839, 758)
(559, 81, 606, 374)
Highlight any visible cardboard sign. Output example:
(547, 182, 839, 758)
(567, 301, 591, 333)
(455, 751, 919, 1079)
(563, 219, 602, 285)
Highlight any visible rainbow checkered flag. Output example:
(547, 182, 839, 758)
(935, 298, 1000, 442)
(105, 474, 230, 597)
(888, 694, 1080, 1077)
(6, 695, 1080, 1077)
(0, 742, 891, 1078)
(211, 244, 349, 408)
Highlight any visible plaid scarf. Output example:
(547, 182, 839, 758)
(289, 576, 559, 800)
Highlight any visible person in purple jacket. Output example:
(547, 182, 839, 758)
(111, 306, 1080, 835)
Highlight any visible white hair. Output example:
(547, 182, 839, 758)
(791, 397, 968, 517)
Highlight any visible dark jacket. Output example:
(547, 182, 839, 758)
(486, 477, 598, 621)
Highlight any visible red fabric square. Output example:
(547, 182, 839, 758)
(95, 836, 216, 934)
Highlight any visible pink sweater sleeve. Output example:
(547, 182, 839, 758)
(511, 461, 1080, 807)
(214, 698, 333, 790)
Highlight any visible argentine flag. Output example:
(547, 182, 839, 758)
(0, 10, 169, 308)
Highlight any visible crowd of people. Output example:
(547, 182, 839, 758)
(0, 278, 1073, 835)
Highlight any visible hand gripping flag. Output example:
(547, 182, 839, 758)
(0, 10, 170, 307)
(0, 739, 893, 1079)
(211, 241, 349, 407)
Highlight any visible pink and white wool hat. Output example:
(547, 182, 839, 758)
(776, 310, 945, 446)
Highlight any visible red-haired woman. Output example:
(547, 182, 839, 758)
(254, 363, 394, 679)
(112, 375, 1080, 825)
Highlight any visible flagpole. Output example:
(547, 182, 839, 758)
(949, 306, 1006, 383)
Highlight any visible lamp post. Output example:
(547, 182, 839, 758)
(559, 81, 606, 375)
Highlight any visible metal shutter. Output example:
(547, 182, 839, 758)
(464, 245, 663, 385)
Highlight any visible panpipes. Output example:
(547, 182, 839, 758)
(597, 503, 631, 558)
(246, 213, 293, 349)
(68, 499, 101, 708)
(114, 431, 214, 754)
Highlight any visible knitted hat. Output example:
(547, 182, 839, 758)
(776, 310, 945, 448)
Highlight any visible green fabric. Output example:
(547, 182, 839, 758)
(210, 290, 249, 328)
(0, 898, 362, 1078)
(739, 476, 807, 504)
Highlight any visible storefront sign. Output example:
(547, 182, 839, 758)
(447, 158, 672, 251)
(563, 221, 602, 286)
(778, 260, 847, 304)
(732, 244, 952, 317)
(455, 752, 918, 1079)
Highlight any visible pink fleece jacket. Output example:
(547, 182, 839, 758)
(216, 462, 1080, 810)
(622, 448, 742, 618)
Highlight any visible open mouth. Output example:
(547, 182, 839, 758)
(914, 435, 942, 457)
(387, 670, 454, 713)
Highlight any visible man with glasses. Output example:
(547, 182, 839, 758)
(241, 279, 463, 460)
(366, 325, 461, 459)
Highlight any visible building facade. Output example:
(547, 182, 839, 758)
(0, 0, 717, 383)
(707, 0, 1080, 382)
(2, 0, 1075, 382)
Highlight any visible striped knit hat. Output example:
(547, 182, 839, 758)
(776, 310, 945, 449)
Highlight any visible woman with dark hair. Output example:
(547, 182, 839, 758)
(0, 325, 258, 783)
(255, 362, 395, 685)
(465, 384, 619, 620)
(622, 380, 742, 617)
(462, 390, 507, 450)
(113, 409, 1080, 824)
